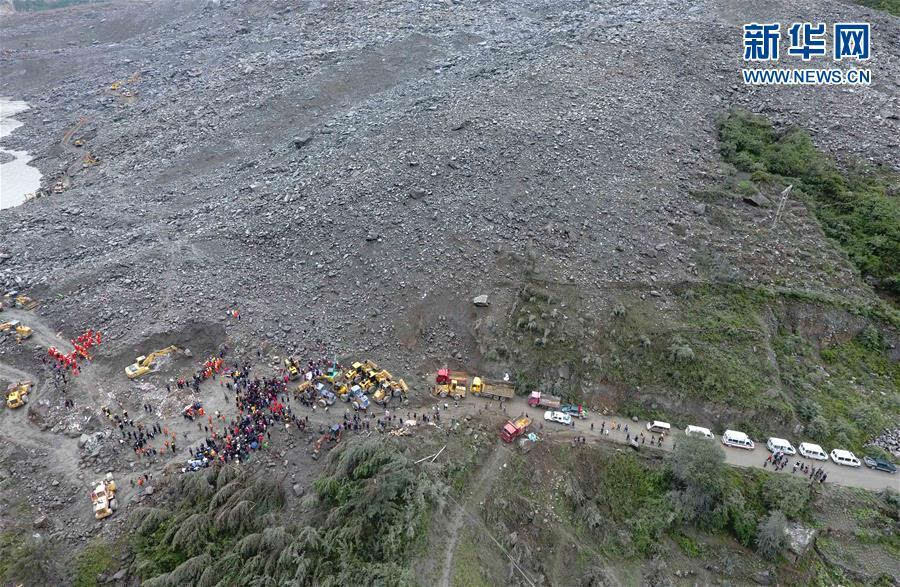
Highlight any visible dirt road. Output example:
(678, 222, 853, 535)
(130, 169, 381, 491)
(439, 444, 507, 587)
(464, 394, 899, 492)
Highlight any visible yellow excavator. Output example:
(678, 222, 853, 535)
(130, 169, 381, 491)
(0, 320, 32, 342)
(125, 345, 179, 379)
(6, 381, 32, 409)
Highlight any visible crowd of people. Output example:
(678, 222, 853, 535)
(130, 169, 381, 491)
(766, 451, 828, 483)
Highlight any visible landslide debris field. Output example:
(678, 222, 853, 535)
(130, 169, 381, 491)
(1, 0, 899, 586)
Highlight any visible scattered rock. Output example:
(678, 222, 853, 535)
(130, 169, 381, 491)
(293, 134, 313, 149)
(473, 294, 489, 307)
(743, 192, 772, 208)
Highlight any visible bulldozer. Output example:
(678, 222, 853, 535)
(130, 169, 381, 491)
(90, 473, 118, 520)
(0, 320, 32, 342)
(3, 293, 39, 310)
(5, 381, 32, 409)
(125, 345, 179, 379)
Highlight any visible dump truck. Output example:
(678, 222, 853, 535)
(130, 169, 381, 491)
(5, 380, 32, 409)
(125, 345, 179, 379)
(91, 473, 118, 520)
(500, 416, 532, 443)
(433, 369, 468, 400)
(527, 391, 561, 410)
(471, 377, 515, 401)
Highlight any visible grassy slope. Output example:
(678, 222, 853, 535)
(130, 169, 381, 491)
(853, 0, 900, 17)
(480, 442, 899, 586)
(718, 109, 899, 297)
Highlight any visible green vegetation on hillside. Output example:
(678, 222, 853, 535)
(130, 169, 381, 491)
(719, 109, 900, 296)
(484, 442, 899, 585)
(853, 0, 900, 16)
(125, 438, 446, 586)
(494, 277, 898, 453)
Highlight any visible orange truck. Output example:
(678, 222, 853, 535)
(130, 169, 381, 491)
(500, 416, 531, 443)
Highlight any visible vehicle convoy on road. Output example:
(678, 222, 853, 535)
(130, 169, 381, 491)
(766, 437, 797, 455)
(528, 391, 561, 410)
(500, 416, 531, 443)
(561, 404, 588, 419)
(471, 377, 515, 401)
(799, 442, 829, 460)
(722, 429, 754, 450)
(647, 420, 671, 434)
(830, 449, 861, 468)
(544, 410, 572, 426)
(433, 369, 468, 400)
(863, 456, 897, 474)
(685, 425, 715, 440)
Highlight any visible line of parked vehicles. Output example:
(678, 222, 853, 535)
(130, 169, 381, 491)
(653, 421, 896, 474)
(536, 412, 897, 474)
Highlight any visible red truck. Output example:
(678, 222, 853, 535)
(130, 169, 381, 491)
(500, 416, 532, 443)
(527, 391, 561, 410)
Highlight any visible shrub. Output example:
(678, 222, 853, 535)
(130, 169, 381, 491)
(669, 436, 727, 529)
(807, 416, 830, 441)
(756, 511, 787, 560)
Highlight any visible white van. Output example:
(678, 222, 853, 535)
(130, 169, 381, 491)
(685, 425, 715, 440)
(646, 420, 671, 434)
(830, 449, 861, 468)
(766, 437, 796, 455)
(798, 442, 828, 461)
(722, 429, 754, 450)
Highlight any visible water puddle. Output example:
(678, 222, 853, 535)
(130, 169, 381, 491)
(0, 98, 43, 210)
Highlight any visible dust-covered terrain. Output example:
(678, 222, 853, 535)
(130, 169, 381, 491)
(0, 0, 898, 585)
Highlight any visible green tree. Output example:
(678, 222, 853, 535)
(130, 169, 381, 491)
(668, 436, 727, 529)
(755, 510, 787, 560)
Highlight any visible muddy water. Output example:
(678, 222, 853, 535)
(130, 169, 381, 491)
(0, 98, 42, 210)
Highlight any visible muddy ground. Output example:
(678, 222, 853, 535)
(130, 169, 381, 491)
(0, 0, 898, 583)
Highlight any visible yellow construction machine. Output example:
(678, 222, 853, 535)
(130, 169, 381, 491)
(125, 345, 179, 379)
(2, 293, 39, 310)
(91, 473, 118, 519)
(433, 369, 468, 400)
(5, 381, 32, 409)
(283, 358, 300, 381)
(0, 320, 32, 341)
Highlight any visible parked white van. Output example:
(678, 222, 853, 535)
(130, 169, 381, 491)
(685, 425, 715, 440)
(765, 437, 796, 455)
(830, 449, 861, 468)
(722, 429, 754, 450)
(646, 420, 671, 434)
(798, 442, 828, 461)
